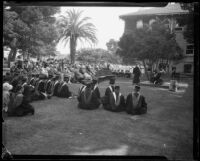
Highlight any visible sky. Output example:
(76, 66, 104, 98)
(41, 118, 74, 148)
(56, 7, 151, 55)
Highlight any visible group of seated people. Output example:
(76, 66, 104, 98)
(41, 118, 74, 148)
(3, 68, 147, 117)
(77, 77, 147, 115)
(3, 72, 73, 117)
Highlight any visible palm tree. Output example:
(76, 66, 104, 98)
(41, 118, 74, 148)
(58, 9, 98, 64)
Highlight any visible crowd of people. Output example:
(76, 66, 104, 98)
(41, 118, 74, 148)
(2, 58, 148, 159)
(2, 58, 148, 117)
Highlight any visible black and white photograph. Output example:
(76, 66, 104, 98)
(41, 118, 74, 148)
(2, 1, 199, 160)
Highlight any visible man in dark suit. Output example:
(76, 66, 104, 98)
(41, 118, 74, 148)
(104, 86, 126, 112)
(45, 74, 55, 97)
(126, 85, 147, 115)
(132, 65, 141, 85)
(57, 75, 72, 98)
(101, 77, 116, 107)
(77, 79, 101, 110)
(53, 74, 61, 97)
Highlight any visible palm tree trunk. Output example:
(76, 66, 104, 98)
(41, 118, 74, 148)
(70, 36, 76, 64)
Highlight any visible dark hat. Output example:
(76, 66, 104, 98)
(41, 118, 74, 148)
(82, 78, 93, 86)
(134, 85, 140, 91)
(48, 74, 54, 79)
(109, 77, 116, 84)
(114, 85, 120, 90)
(53, 74, 60, 80)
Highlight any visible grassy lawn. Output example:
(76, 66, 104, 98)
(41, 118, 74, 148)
(3, 78, 193, 160)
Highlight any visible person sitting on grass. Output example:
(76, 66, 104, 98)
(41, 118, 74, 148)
(53, 74, 62, 97)
(45, 74, 55, 97)
(77, 79, 101, 110)
(101, 77, 116, 107)
(103, 85, 126, 112)
(8, 83, 34, 117)
(57, 75, 72, 98)
(125, 85, 147, 115)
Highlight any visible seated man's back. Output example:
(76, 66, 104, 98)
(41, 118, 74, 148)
(126, 85, 147, 115)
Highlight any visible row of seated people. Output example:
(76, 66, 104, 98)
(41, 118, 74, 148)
(77, 77, 147, 115)
(28, 74, 72, 100)
(3, 73, 73, 117)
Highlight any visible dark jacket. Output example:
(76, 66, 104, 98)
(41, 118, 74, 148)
(126, 93, 147, 115)
(104, 92, 126, 112)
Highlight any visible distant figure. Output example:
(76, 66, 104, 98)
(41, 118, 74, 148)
(171, 67, 176, 80)
(126, 85, 147, 115)
(132, 65, 141, 85)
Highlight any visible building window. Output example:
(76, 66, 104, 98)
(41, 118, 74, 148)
(186, 44, 194, 55)
(184, 64, 192, 73)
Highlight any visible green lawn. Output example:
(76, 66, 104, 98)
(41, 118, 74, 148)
(3, 78, 193, 160)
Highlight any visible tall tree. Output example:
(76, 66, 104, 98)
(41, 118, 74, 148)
(57, 9, 98, 64)
(106, 39, 118, 54)
(117, 20, 183, 80)
(3, 5, 60, 65)
(178, 2, 195, 43)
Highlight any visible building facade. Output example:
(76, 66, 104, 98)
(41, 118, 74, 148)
(119, 3, 194, 74)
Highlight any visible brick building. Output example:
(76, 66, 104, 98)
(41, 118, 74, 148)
(119, 3, 194, 74)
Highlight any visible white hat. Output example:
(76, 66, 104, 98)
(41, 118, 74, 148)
(3, 82, 13, 91)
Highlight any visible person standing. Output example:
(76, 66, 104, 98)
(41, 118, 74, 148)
(132, 65, 141, 85)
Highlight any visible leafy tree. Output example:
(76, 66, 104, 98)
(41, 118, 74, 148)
(3, 5, 60, 66)
(57, 9, 98, 64)
(178, 2, 195, 43)
(106, 39, 118, 54)
(117, 20, 183, 80)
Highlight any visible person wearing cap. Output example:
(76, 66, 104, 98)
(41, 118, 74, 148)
(91, 78, 101, 101)
(29, 74, 36, 86)
(101, 77, 116, 107)
(32, 75, 46, 101)
(57, 75, 72, 98)
(37, 74, 50, 99)
(132, 65, 141, 85)
(53, 74, 62, 97)
(125, 85, 147, 115)
(77, 79, 101, 110)
(45, 74, 54, 96)
(103, 86, 126, 112)
(8, 84, 35, 117)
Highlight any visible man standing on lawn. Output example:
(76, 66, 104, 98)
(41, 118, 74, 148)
(132, 65, 141, 85)
(126, 85, 147, 115)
